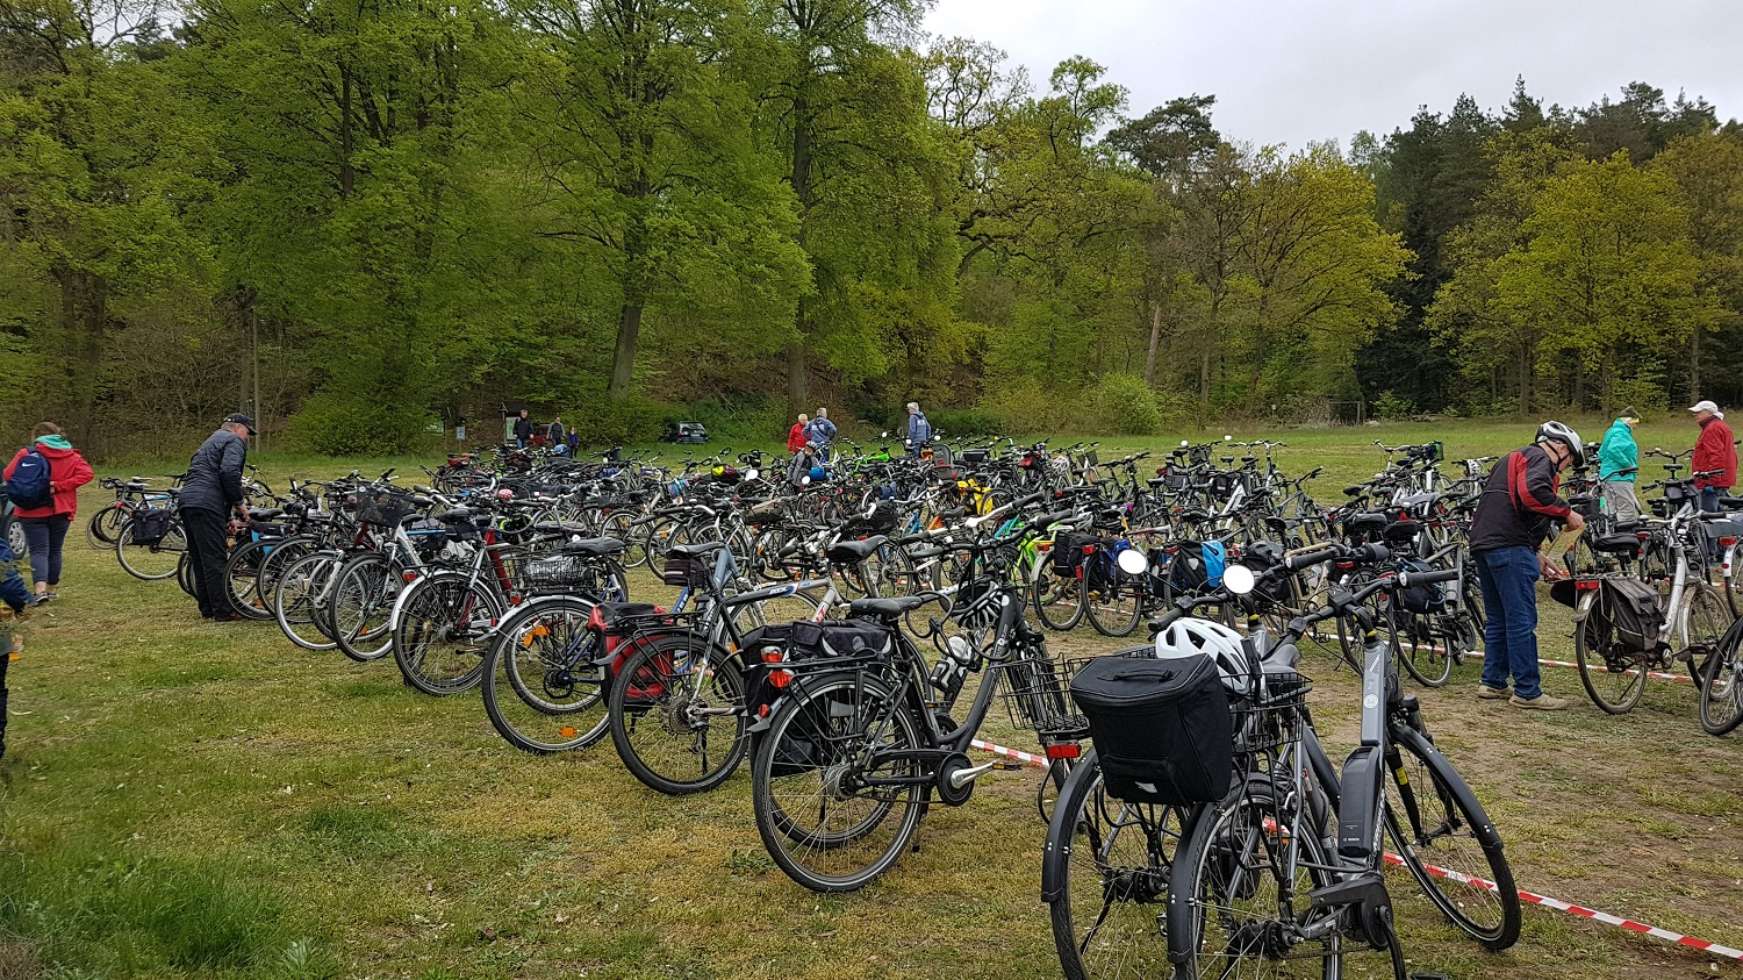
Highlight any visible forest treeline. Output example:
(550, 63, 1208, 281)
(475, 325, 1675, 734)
(3, 0, 1742, 456)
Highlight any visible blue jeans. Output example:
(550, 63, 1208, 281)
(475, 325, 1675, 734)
(1701, 487, 1723, 513)
(1474, 546, 1543, 699)
(19, 515, 71, 589)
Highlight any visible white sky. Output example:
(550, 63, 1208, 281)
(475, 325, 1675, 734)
(923, 0, 1743, 149)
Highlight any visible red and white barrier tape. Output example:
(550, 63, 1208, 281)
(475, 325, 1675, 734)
(969, 739, 1743, 963)
(1538, 657, 1692, 684)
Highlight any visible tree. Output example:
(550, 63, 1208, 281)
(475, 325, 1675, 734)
(1653, 132, 1743, 401)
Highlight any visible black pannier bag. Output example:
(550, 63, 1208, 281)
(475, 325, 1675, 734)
(1602, 577, 1666, 651)
(1397, 558, 1449, 614)
(742, 618, 895, 775)
(1069, 655, 1233, 805)
(129, 508, 174, 545)
(1052, 531, 1097, 577)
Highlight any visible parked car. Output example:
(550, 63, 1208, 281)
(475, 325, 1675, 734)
(663, 421, 708, 444)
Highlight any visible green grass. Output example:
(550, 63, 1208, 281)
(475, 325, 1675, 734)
(2, 419, 1741, 978)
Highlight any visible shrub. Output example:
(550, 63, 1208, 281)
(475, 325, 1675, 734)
(978, 378, 1074, 434)
(1374, 389, 1415, 420)
(288, 394, 435, 456)
(568, 395, 666, 447)
(1087, 373, 1164, 435)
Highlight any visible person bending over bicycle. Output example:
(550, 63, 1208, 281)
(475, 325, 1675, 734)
(1467, 421, 1584, 710)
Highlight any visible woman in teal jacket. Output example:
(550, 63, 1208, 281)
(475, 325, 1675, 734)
(1597, 410, 1640, 520)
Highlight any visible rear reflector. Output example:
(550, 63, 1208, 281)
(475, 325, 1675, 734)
(1574, 579, 1601, 592)
(1045, 743, 1080, 760)
(769, 669, 792, 689)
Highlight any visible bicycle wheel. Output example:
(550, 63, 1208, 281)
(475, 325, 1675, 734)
(392, 571, 504, 695)
(222, 538, 275, 620)
(751, 674, 925, 893)
(1395, 610, 1453, 688)
(1698, 620, 1743, 736)
(1680, 581, 1730, 686)
(1085, 567, 1144, 637)
(1386, 725, 1522, 950)
(256, 534, 317, 603)
(608, 633, 748, 795)
(1166, 780, 1339, 979)
(1043, 752, 1182, 979)
(6, 517, 25, 561)
(600, 511, 648, 569)
(1033, 559, 1086, 631)
(115, 517, 187, 581)
(482, 597, 610, 753)
(273, 551, 343, 651)
(86, 504, 126, 548)
(1573, 589, 1647, 713)
(329, 553, 399, 662)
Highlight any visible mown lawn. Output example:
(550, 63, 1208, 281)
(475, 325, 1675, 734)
(2, 419, 1740, 978)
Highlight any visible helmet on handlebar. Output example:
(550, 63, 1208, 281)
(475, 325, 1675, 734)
(1153, 618, 1252, 696)
(1535, 420, 1585, 467)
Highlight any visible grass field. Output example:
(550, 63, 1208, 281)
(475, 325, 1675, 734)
(2, 418, 1741, 979)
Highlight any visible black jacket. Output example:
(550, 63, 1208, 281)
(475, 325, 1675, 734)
(179, 428, 248, 514)
(1468, 444, 1570, 552)
(514, 417, 533, 441)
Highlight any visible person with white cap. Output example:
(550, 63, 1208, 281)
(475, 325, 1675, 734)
(1689, 399, 1736, 513)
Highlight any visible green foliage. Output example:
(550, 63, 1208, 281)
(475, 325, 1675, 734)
(289, 394, 436, 457)
(925, 407, 1001, 437)
(1374, 390, 1415, 419)
(1087, 373, 1165, 434)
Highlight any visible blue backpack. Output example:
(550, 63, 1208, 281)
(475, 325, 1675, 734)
(4, 448, 52, 510)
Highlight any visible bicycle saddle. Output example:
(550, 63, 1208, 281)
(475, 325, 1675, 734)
(847, 595, 928, 619)
(667, 541, 726, 559)
(560, 537, 627, 557)
(246, 508, 283, 521)
(826, 536, 889, 564)
(1346, 512, 1388, 534)
(1592, 533, 1643, 554)
(1381, 519, 1421, 544)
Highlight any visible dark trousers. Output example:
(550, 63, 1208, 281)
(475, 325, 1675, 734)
(0, 638, 10, 757)
(181, 507, 234, 618)
(19, 515, 70, 587)
(1474, 546, 1544, 699)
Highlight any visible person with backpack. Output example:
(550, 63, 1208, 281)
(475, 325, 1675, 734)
(1467, 421, 1584, 711)
(3, 422, 94, 604)
(1597, 409, 1641, 520)
(1689, 399, 1737, 513)
(180, 414, 254, 621)
(903, 402, 932, 457)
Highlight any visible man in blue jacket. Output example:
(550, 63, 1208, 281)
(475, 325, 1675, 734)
(1597, 409, 1640, 520)
(180, 414, 254, 621)
(903, 402, 931, 457)
(0, 529, 30, 760)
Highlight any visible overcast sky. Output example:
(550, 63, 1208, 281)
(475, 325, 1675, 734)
(923, 0, 1743, 150)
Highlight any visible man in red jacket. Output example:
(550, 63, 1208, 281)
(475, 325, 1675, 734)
(4, 422, 95, 604)
(1690, 400, 1737, 513)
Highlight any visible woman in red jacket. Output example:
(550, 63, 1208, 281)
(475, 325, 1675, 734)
(4, 422, 95, 604)
(786, 413, 810, 454)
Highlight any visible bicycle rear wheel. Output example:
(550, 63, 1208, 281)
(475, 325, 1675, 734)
(608, 634, 748, 795)
(273, 551, 343, 651)
(482, 598, 610, 753)
(86, 504, 125, 548)
(392, 572, 503, 695)
(1573, 591, 1647, 714)
(1032, 560, 1085, 631)
(223, 538, 275, 620)
(1166, 780, 1339, 979)
(115, 517, 187, 581)
(750, 674, 924, 893)
(1044, 752, 1182, 979)
(329, 553, 399, 662)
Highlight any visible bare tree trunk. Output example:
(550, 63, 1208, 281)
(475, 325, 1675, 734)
(608, 303, 643, 400)
(1143, 301, 1164, 387)
(787, 94, 814, 414)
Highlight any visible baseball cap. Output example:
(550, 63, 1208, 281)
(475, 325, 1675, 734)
(224, 413, 258, 434)
(1689, 400, 1722, 416)
(1617, 405, 1640, 423)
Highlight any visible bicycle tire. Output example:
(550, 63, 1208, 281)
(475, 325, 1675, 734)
(1386, 724, 1522, 950)
(481, 597, 611, 753)
(608, 632, 748, 795)
(329, 552, 399, 662)
(1033, 561, 1086, 632)
(1573, 588, 1647, 714)
(114, 516, 187, 581)
(751, 674, 925, 893)
(391, 571, 504, 695)
(222, 537, 275, 620)
(86, 504, 126, 548)
(1043, 750, 1182, 979)
(1699, 618, 1743, 736)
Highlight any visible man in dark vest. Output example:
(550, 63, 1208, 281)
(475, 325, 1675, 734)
(180, 414, 254, 620)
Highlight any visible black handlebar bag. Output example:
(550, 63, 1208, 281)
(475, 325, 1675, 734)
(1070, 655, 1233, 805)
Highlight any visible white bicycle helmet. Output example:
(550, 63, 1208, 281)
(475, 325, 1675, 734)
(1153, 617, 1253, 696)
(1535, 420, 1585, 467)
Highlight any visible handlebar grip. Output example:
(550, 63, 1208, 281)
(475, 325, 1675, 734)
(1283, 545, 1339, 572)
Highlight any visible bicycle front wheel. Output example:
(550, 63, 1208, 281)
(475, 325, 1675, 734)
(751, 674, 925, 893)
(115, 517, 187, 581)
(1699, 619, 1743, 736)
(392, 572, 504, 695)
(1386, 724, 1522, 950)
(329, 553, 400, 662)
